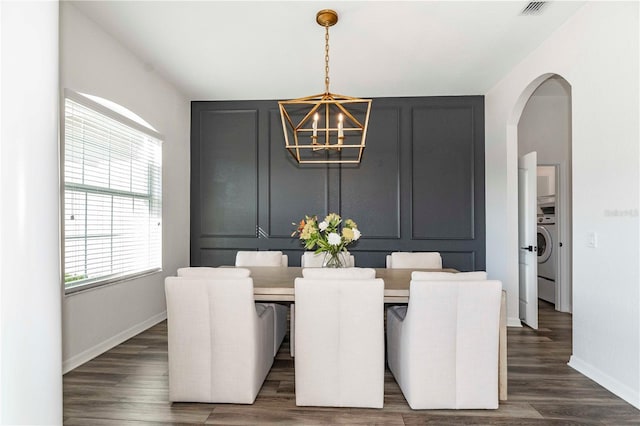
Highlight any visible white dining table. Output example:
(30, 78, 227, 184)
(245, 266, 508, 401)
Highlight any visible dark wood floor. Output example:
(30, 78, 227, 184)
(63, 301, 639, 425)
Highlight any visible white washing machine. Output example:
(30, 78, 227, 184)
(537, 215, 557, 304)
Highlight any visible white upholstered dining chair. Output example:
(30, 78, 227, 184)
(300, 251, 355, 267)
(386, 275, 502, 409)
(290, 253, 355, 357)
(294, 268, 384, 408)
(176, 266, 287, 357)
(235, 250, 288, 267)
(289, 267, 374, 358)
(165, 273, 276, 403)
(385, 251, 442, 269)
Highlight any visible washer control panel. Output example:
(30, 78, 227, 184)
(537, 215, 555, 224)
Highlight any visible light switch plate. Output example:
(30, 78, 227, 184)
(587, 231, 597, 248)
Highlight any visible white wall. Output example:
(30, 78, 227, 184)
(486, 2, 639, 408)
(537, 166, 556, 198)
(1, 1, 62, 424)
(60, 3, 190, 372)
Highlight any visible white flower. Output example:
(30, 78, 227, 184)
(352, 228, 361, 241)
(327, 232, 341, 246)
(319, 221, 328, 231)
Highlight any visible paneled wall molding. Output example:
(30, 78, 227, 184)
(192, 96, 485, 270)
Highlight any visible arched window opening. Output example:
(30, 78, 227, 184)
(62, 90, 163, 293)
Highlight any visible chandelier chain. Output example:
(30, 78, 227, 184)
(324, 24, 330, 93)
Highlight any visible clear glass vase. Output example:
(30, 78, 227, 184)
(322, 251, 345, 268)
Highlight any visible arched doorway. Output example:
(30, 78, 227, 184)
(511, 74, 573, 322)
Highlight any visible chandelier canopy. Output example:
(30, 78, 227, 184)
(279, 9, 372, 164)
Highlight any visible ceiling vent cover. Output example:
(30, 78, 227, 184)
(521, 2, 547, 15)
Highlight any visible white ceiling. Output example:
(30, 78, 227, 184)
(70, 1, 585, 101)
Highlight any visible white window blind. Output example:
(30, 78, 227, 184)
(63, 95, 162, 293)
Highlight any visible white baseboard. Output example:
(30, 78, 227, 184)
(62, 311, 167, 374)
(568, 355, 640, 410)
(507, 316, 523, 327)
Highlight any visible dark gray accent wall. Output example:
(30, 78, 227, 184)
(191, 96, 485, 271)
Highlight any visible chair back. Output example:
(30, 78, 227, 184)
(294, 276, 384, 408)
(176, 265, 287, 356)
(401, 279, 501, 408)
(386, 251, 442, 269)
(235, 251, 288, 267)
(301, 251, 355, 267)
(165, 276, 274, 403)
(290, 267, 373, 360)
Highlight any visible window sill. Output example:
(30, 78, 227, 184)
(64, 268, 163, 297)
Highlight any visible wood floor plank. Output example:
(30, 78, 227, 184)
(63, 301, 640, 425)
(64, 400, 212, 424)
(401, 413, 601, 425)
(205, 406, 406, 425)
(63, 418, 175, 426)
(529, 401, 640, 424)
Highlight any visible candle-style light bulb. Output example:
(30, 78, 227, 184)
(338, 113, 344, 141)
(312, 113, 319, 138)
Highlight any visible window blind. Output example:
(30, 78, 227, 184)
(63, 96, 162, 293)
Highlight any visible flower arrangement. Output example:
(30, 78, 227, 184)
(292, 213, 361, 267)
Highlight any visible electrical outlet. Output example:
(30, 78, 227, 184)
(587, 232, 597, 248)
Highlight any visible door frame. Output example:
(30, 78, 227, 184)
(539, 161, 572, 313)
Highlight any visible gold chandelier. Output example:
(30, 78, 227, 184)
(279, 9, 372, 164)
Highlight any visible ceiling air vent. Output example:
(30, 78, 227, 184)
(521, 1, 547, 15)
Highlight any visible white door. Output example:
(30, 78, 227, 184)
(518, 152, 538, 329)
